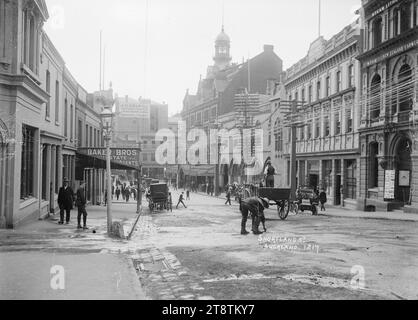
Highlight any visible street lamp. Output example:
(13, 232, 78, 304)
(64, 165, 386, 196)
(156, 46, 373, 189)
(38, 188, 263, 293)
(101, 106, 114, 235)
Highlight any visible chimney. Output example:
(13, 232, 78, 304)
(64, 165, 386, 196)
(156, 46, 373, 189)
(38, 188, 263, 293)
(263, 45, 274, 52)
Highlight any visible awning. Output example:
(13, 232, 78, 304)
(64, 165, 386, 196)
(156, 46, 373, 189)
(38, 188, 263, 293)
(76, 151, 140, 171)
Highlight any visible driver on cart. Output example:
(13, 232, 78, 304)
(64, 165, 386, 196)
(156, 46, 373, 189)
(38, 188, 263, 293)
(240, 197, 269, 235)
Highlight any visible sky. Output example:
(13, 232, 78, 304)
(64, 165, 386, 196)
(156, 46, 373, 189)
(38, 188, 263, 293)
(43, 0, 361, 116)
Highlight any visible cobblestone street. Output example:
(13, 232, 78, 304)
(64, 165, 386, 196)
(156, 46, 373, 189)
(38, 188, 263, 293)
(127, 191, 418, 300)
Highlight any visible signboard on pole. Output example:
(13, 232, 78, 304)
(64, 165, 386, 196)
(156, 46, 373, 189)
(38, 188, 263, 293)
(384, 170, 395, 200)
(78, 148, 141, 169)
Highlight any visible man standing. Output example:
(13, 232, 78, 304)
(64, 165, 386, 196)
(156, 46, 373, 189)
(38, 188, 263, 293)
(264, 160, 276, 188)
(76, 182, 88, 230)
(239, 197, 269, 235)
(58, 178, 74, 225)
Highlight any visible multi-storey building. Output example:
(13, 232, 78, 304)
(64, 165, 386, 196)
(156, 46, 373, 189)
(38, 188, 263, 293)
(113, 95, 168, 180)
(180, 27, 283, 190)
(0, 0, 110, 228)
(282, 21, 362, 208)
(357, 0, 418, 212)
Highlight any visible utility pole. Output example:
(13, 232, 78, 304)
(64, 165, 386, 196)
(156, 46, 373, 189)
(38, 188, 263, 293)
(280, 100, 305, 200)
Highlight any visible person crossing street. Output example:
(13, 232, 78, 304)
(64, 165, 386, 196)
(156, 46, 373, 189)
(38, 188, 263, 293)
(176, 192, 187, 209)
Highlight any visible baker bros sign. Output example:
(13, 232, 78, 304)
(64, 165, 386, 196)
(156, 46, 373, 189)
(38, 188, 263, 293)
(78, 148, 141, 169)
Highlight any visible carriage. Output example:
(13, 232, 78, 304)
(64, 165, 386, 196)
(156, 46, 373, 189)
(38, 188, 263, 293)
(147, 183, 172, 212)
(258, 188, 291, 220)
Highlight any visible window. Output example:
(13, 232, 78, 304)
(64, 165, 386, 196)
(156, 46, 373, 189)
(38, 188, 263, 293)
(370, 75, 381, 120)
(295, 91, 299, 102)
(307, 121, 312, 139)
(308, 85, 313, 103)
(335, 112, 341, 135)
(45, 71, 50, 118)
(78, 120, 83, 148)
(20, 125, 36, 200)
(151, 153, 155, 162)
(398, 64, 413, 113)
(274, 119, 282, 152)
(369, 143, 379, 188)
(348, 65, 354, 88)
(64, 99, 68, 138)
(324, 116, 330, 137)
(400, 2, 411, 32)
(300, 126, 305, 140)
(89, 126, 93, 147)
(326, 76, 331, 97)
(316, 81, 321, 101)
(55, 81, 60, 123)
(268, 119, 272, 146)
(93, 129, 97, 147)
(143, 153, 148, 161)
(301, 88, 305, 103)
(70, 104, 73, 140)
(346, 108, 353, 133)
(22, 10, 38, 72)
(373, 17, 383, 48)
(315, 119, 320, 138)
(85, 124, 88, 146)
(337, 71, 342, 92)
(393, 8, 400, 36)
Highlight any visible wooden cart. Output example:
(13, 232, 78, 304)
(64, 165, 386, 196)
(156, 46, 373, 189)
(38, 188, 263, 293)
(258, 188, 291, 220)
(147, 183, 172, 212)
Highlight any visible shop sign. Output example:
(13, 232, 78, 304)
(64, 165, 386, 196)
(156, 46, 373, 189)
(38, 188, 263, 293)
(365, 40, 418, 67)
(399, 170, 410, 187)
(78, 148, 141, 169)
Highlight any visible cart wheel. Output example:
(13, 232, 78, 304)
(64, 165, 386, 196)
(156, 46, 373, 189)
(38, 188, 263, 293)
(278, 200, 290, 220)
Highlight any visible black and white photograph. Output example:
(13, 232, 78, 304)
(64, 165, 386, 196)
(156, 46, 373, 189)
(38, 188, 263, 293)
(0, 0, 418, 305)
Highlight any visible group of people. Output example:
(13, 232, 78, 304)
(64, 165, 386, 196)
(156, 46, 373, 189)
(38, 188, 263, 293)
(112, 183, 140, 203)
(57, 178, 88, 230)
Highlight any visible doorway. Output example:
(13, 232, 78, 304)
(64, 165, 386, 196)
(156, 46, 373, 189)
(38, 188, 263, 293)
(335, 175, 342, 205)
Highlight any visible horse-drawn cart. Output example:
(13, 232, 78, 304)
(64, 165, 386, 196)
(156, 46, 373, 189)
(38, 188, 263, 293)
(258, 188, 291, 220)
(147, 183, 172, 212)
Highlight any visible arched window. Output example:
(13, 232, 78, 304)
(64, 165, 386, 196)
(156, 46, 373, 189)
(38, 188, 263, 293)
(373, 17, 383, 48)
(398, 64, 413, 112)
(400, 2, 412, 32)
(370, 75, 381, 120)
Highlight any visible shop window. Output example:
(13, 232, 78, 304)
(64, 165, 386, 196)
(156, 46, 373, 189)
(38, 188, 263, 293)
(345, 160, 357, 199)
(20, 125, 36, 200)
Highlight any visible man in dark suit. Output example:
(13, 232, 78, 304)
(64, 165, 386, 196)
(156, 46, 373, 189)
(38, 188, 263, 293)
(58, 178, 74, 225)
(76, 181, 88, 229)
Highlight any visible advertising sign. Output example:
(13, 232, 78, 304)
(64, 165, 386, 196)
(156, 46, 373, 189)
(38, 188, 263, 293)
(78, 148, 141, 169)
(119, 101, 150, 119)
(384, 170, 395, 200)
(399, 170, 411, 187)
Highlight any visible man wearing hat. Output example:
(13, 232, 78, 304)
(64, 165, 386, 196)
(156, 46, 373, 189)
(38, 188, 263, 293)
(58, 178, 75, 224)
(239, 197, 269, 235)
(76, 181, 88, 229)
(264, 160, 276, 188)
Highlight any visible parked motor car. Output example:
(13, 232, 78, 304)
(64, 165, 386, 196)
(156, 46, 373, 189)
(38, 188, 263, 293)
(296, 187, 319, 215)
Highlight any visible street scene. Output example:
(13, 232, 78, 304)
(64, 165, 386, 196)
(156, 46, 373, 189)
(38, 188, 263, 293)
(1, 0, 418, 302)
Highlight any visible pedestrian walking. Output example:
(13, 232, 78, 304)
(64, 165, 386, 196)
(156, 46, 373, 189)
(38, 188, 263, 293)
(225, 188, 232, 205)
(239, 197, 269, 235)
(115, 187, 121, 200)
(111, 185, 115, 200)
(125, 187, 131, 202)
(186, 189, 190, 200)
(104, 190, 108, 206)
(76, 182, 88, 230)
(58, 178, 74, 225)
(319, 189, 327, 211)
(176, 192, 187, 209)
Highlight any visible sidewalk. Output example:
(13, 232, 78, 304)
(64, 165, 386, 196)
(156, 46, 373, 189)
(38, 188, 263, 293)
(0, 201, 147, 300)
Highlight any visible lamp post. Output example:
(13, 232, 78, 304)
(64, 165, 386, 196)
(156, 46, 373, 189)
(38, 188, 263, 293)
(101, 107, 113, 235)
